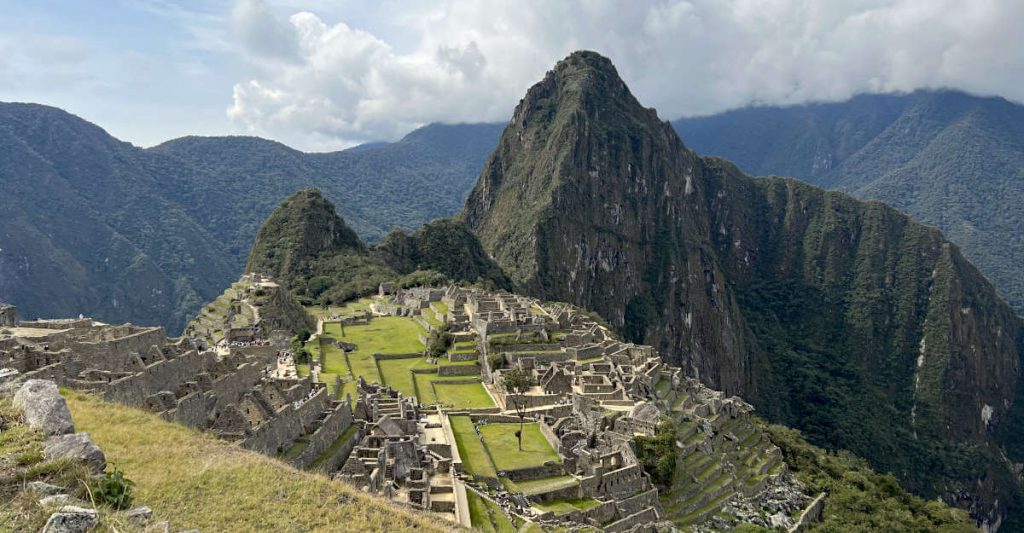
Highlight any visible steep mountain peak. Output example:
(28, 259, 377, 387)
(464, 51, 691, 285)
(511, 50, 662, 135)
(463, 52, 1024, 526)
(245, 188, 365, 284)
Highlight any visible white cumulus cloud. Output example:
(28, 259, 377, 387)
(226, 0, 1024, 151)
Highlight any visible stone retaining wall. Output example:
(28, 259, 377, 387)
(291, 401, 355, 469)
(438, 364, 480, 377)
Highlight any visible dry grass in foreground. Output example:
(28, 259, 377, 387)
(65, 392, 455, 533)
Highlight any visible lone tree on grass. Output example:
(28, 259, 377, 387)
(501, 366, 531, 451)
(426, 323, 453, 359)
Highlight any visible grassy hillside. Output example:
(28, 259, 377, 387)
(63, 393, 452, 533)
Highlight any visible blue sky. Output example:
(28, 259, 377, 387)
(2, 0, 1022, 151)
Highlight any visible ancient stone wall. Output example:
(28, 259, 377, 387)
(291, 401, 354, 469)
(102, 350, 212, 406)
(243, 387, 330, 455)
(437, 364, 480, 377)
(71, 328, 168, 372)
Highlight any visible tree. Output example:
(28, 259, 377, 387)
(427, 323, 453, 358)
(501, 367, 532, 451)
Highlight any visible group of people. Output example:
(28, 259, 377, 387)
(225, 338, 272, 348)
(292, 385, 319, 409)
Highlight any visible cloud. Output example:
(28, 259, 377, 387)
(232, 0, 300, 60)
(226, 0, 1024, 151)
(0, 34, 95, 92)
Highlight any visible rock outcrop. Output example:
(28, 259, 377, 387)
(43, 432, 106, 473)
(13, 379, 75, 436)
(463, 50, 1024, 526)
(41, 506, 98, 533)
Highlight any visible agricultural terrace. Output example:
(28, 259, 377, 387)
(303, 297, 494, 410)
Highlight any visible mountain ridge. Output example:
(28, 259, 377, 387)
(0, 101, 503, 332)
(673, 89, 1024, 316)
(462, 50, 1024, 528)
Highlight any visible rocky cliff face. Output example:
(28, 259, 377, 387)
(463, 50, 1024, 527)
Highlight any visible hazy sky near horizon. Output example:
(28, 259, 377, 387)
(1, 0, 1021, 151)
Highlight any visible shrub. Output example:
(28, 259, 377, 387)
(92, 466, 135, 510)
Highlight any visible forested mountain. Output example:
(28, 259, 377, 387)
(0, 102, 502, 333)
(673, 90, 1024, 315)
(463, 50, 1024, 529)
(245, 188, 508, 307)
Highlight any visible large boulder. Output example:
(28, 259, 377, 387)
(41, 506, 97, 533)
(43, 432, 106, 472)
(12, 379, 74, 436)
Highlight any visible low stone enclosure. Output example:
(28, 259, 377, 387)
(0, 280, 823, 531)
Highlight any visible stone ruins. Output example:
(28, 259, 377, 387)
(0, 302, 16, 327)
(0, 278, 816, 531)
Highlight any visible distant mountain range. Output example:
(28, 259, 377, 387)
(2, 87, 1022, 336)
(673, 90, 1024, 315)
(0, 102, 502, 333)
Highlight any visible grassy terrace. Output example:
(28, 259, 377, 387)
(64, 393, 448, 532)
(431, 301, 449, 315)
(534, 498, 602, 515)
(414, 373, 481, 405)
(504, 476, 579, 496)
(307, 298, 376, 319)
(450, 415, 498, 478)
(433, 381, 495, 409)
(421, 308, 442, 328)
(479, 423, 560, 471)
(467, 489, 516, 532)
(320, 316, 425, 388)
(451, 340, 477, 353)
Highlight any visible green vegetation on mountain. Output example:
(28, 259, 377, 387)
(674, 90, 1024, 315)
(0, 104, 502, 333)
(374, 218, 511, 289)
(763, 423, 976, 532)
(246, 188, 507, 307)
(463, 50, 1024, 527)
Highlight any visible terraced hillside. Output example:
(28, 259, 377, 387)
(661, 384, 787, 527)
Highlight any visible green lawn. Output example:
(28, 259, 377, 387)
(503, 476, 579, 496)
(449, 415, 497, 478)
(451, 341, 478, 354)
(317, 337, 351, 376)
(306, 298, 377, 319)
(377, 357, 436, 398)
(432, 301, 449, 315)
(422, 308, 442, 328)
(318, 316, 425, 387)
(533, 498, 602, 515)
(655, 375, 671, 395)
(467, 490, 515, 533)
(280, 438, 309, 461)
(414, 373, 481, 405)
(480, 423, 560, 471)
(433, 381, 495, 409)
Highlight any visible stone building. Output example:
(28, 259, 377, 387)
(0, 303, 16, 327)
